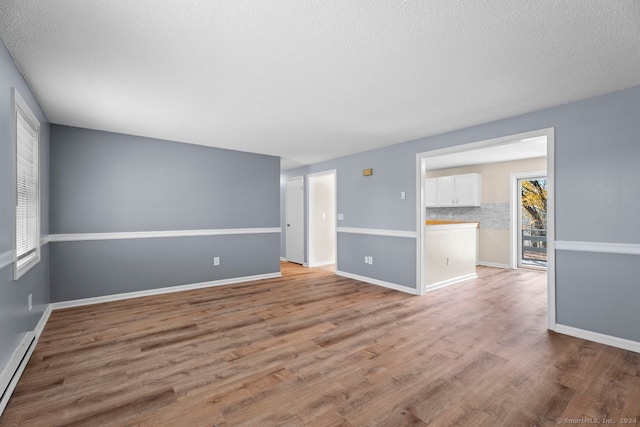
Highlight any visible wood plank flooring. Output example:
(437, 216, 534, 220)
(2, 263, 639, 426)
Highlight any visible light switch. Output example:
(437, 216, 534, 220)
(401, 191, 406, 200)
(337, 214, 344, 220)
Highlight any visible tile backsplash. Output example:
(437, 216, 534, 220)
(426, 202, 510, 230)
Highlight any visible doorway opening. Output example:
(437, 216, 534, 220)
(285, 176, 304, 265)
(307, 170, 337, 270)
(416, 127, 556, 330)
(513, 174, 548, 269)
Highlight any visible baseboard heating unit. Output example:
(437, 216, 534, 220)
(0, 331, 36, 415)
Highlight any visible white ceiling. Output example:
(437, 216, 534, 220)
(424, 136, 547, 171)
(1, 1, 639, 170)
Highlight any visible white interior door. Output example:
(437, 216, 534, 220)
(286, 176, 305, 264)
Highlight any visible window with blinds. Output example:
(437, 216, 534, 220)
(14, 89, 40, 280)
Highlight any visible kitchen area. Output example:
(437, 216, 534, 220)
(424, 173, 481, 290)
(423, 148, 548, 292)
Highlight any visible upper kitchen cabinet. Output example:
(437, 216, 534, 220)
(425, 177, 438, 207)
(436, 176, 455, 207)
(425, 173, 482, 207)
(453, 173, 481, 206)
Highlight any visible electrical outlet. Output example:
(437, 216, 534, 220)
(364, 256, 368, 264)
(401, 191, 406, 200)
(214, 257, 220, 266)
(28, 294, 32, 311)
(337, 213, 344, 220)
(447, 257, 452, 266)
(369, 256, 373, 265)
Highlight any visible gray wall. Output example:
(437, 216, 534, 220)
(50, 234, 279, 301)
(337, 233, 415, 287)
(556, 251, 640, 342)
(0, 39, 50, 373)
(49, 125, 280, 302)
(282, 85, 640, 343)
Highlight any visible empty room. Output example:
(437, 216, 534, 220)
(1, 1, 640, 425)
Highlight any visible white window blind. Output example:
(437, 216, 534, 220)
(14, 89, 40, 280)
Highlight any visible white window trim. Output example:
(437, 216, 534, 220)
(13, 88, 41, 280)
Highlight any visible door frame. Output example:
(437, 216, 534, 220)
(307, 169, 337, 268)
(416, 127, 556, 330)
(510, 171, 548, 270)
(285, 175, 305, 265)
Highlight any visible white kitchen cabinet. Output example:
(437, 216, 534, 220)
(425, 173, 482, 207)
(425, 178, 438, 207)
(454, 173, 481, 206)
(436, 176, 455, 207)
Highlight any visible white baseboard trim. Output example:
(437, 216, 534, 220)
(336, 227, 417, 239)
(335, 270, 418, 295)
(280, 257, 287, 262)
(424, 273, 477, 293)
(555, 240, 640, 256)
(34, 305, 52, 339)
(48, 227, 282, 243)
(51, 272, 282, 310)
(477, 261, 511, 269)
(0, 305, 52, 416)
(555, 324, 640, 354)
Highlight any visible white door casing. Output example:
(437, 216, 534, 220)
(286, 176, 305, 264)
(417, 127, 555, 330)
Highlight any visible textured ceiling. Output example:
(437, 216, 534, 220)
(1, 1, 639, 169)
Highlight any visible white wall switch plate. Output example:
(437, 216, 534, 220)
(337, 213, 344, 220)
(214, 257, 220, 266)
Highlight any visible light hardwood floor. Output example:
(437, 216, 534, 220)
(1, 263, 639, 426)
